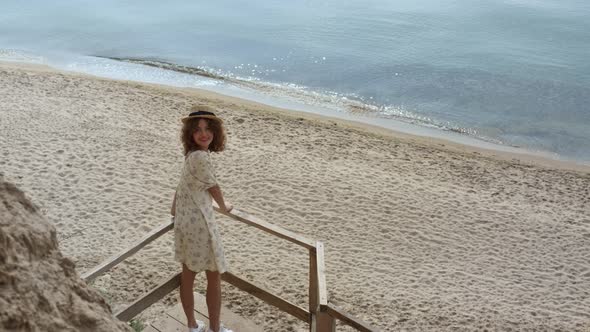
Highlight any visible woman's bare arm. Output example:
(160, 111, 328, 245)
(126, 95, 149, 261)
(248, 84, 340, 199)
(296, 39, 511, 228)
(207, 185, 233, 213)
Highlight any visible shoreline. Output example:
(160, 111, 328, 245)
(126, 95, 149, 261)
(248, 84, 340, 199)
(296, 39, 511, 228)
(2, 59, 589, 174)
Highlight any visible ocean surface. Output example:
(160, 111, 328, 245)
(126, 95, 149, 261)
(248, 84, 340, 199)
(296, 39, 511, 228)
(1, 0, 589, 163)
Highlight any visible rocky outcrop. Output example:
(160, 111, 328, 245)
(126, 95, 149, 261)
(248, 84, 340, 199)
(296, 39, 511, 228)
(0, 178, 131, 332)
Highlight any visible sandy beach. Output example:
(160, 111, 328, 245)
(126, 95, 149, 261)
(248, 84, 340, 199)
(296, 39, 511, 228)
(1, 61, 589, 331)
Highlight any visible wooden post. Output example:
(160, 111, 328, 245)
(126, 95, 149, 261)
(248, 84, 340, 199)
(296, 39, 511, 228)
(310, 242, 336, 332)
(309, 248, 318, 332)
(316, 312, 336, 332)
(315, 242, 335, 332)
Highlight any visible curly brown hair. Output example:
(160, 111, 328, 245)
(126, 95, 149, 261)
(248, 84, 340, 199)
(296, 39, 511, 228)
(181, 117, 226, 155)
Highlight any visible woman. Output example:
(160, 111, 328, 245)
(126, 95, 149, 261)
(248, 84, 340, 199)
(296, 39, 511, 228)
(171, 105, 233, 332)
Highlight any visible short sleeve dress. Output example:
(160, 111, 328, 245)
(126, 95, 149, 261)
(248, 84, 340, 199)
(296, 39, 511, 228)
(174, 150, 227, 273)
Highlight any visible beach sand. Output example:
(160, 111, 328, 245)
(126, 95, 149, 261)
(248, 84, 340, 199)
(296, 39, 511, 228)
(1, 61, 589, 331)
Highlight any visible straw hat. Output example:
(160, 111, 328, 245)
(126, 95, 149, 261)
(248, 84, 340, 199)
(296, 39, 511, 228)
(181, 105, 223, 123)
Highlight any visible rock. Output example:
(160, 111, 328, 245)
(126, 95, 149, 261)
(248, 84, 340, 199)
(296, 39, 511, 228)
(0, 178, 131, 332)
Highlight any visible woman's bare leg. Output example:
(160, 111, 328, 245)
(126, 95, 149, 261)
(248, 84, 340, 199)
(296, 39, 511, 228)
(205, 270, 221, 332)
(180, 264, 198, 328)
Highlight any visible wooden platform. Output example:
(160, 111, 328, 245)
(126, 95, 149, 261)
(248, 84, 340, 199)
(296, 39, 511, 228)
(144, 292, 261, 332)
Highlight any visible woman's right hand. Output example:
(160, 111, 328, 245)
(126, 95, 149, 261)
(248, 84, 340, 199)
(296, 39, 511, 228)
(223, 203, 233, 213)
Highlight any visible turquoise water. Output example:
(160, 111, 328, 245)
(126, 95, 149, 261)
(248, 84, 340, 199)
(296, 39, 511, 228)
(1, 0, 589, 162)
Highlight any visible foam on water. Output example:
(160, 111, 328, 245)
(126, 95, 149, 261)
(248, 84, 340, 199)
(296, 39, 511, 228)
(2, 49, 571, 163)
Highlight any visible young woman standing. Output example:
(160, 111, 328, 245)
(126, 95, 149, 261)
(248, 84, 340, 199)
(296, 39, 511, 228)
(171, 105, 233, 332)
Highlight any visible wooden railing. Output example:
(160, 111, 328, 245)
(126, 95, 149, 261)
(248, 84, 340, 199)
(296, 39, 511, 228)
(82, 205, 379, 332)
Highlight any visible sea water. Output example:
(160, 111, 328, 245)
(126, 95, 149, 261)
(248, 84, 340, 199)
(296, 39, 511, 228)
(1, 0, 589, 163)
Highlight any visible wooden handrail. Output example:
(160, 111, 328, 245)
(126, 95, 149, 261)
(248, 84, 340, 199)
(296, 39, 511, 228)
(214, 204, 317, 250)
(326, 304, 379, 332)
(115, 273, 181, 321)
(82, 220, 174, 283)
(81, 206, 377, 331)
(222, 272, 310, 323)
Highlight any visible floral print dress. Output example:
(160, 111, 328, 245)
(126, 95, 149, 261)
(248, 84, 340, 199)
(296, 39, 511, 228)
(174, 150, 227, 273)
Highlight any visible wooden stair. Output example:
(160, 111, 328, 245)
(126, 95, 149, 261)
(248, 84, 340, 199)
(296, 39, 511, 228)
(144, 292, 260, 332)
(84, 206, 378, 331)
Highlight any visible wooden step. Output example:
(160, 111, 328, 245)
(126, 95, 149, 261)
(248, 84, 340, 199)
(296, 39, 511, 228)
(147, 292, 261, 332)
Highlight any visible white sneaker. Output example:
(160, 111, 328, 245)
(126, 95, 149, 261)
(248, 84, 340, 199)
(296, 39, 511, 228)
(207, 325, 233, 332)
(188, 320, 206, 332)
